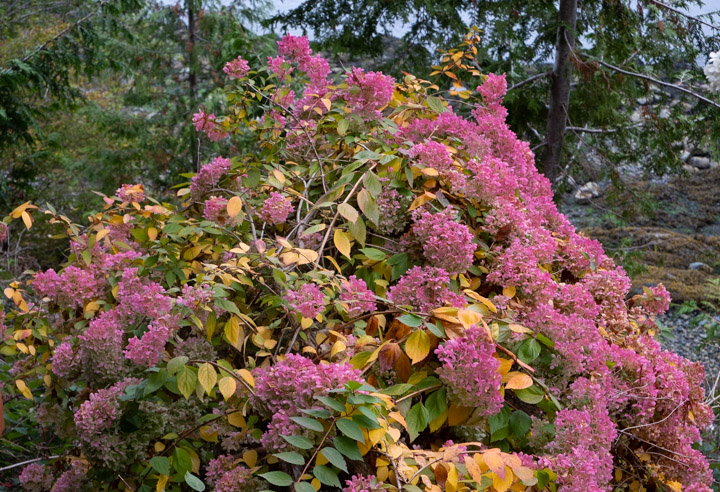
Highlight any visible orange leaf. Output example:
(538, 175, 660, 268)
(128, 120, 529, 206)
(505, 373, 533, 390)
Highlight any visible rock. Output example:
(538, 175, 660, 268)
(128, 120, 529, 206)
(688, 156, 712, 169)
(682, 164, 699, 173)
(680, 150, 690, 162)
(636, 97, 649, 105)
(573, 182, 602, 204)
(689, 262, 712, 273)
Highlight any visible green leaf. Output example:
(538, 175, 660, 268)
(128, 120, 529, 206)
(320, 447, 348, 473)
(348, 215, 366, 246)
(295, 483, 316, 492)
(363, 171, 382, 197)
(316, 396, 346, 413)
(338, 203, 359, 223)
(426, 95, 446, 113)
(259, 471, 293, 487)
(354, 149, 382, 161)
(359, 247, 386, 261)
(149, 456, 170, 476)
(176, 366, 197, 400)
(291, 416, 324, 432)
(167, 356, 188, 376)
(337, 118, 350, 136)
(313, 465, 341, 488)
(426, 321, 446, 339)
(509, 410, 532, 438)
(513, 385, 545, 405)
(517, 338, 541, 364)
(184, 472, 205, 491)
(334, 436, 363, 461)
(214, 298, 241, 317)
(336, 418, 364, 441)
(274, 451, 305, 465)
(381, 383, 414, 396)
(356, 188, 379, 225)
(397, 314, 423, 327)
(489, 406, 511, 442)
(282, 434, 314, 449)
(300, 408, 332, 419)
(425, 388, 447, 422)
(172, 447, 192, 475)
(406, 402, 430, 442)
(352, 413, 381, 430)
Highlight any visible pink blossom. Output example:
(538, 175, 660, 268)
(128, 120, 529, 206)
(115, 183, 145, 203)
(51, 341, 77, 377)
(411, 208, 475, 274)
(284, 283, 325, 318)
(124, 319, 172, 367)
(435, 326, 503, 415)
(277, 35, 312, 64)
(19, 463, 54, 492)
(74, 379, 135, 436)
(52, 461, 88, 492)
(258, 192, 293, 225)
(203, 196, 230, 224)
(387, 266, 465, 313)
(344, 67, 395, 115)
(192, 110, 229, 141)
(374, 187, 410, 235)
(343, 475, 383, 492)
(409, 141, 466, 191)
(339, 275, 377, 316)
(190, 156, 231, 198)
(0, 222, 7, 242)
(267, 55, 293, 79)
(223, 56, 250, 79)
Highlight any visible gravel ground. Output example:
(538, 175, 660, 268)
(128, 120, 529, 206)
(658, 309, 720, 378)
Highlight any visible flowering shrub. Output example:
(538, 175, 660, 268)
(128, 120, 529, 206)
(0, 32, 714, 492)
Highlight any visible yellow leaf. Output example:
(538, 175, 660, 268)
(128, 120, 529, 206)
(21, 211, 32, 230)
(420, 167, 439, 177)
(458, 309, 482, 329)
(197, 363, 218, 395)
(330, 340, 347, 357)
(508, 323, 532, 334)
(465, 456, 484, 485)
(218, 377, 237, 401)
(198, 425, 219, 442)
(338, 203, 359, 223)
(405, 330, 431, 365)
(224, 316, 243, 348)
(320, 98, 332, 111)
(147, 227, 158, 241)
(243, 449, 258, 468)
(226, 196, 243, 217)
(154, 442, 165, 453)
(15, 380, 33, 400)
(237, 368, 255, 388)
(227, 411, 247, 428)
(156, 474, 169, 492)
(408, 192, 435, 212)
(295, 248, 319, 265)
(505, 373, 533, 390)
(272, 169, 286, 184)
(496, 358, 514, 377)
(333, 229, 352, 258)
(502, 285, 516, 298)
(448, 402, 473, 426)
(492, 467, 514, 492)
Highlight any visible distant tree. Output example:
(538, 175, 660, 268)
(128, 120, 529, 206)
(270, 0, 720, 185)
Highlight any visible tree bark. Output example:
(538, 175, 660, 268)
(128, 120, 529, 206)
(186, 0, 199, 170)
(541, 0, 577, 184)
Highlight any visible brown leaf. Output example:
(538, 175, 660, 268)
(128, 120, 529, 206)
(433, 462, 448, 488)
(378, 342, 402, 372)
(366, 315, 379, 336)
(394, 352, 411, 382)
(385, 318, 412, 341)
(494, 224, 512, 242)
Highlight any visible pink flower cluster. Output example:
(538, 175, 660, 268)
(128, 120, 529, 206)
(19, 463, 54, 492)
(34, 265, 104, 308)
(190, 156, 231, 199)
(411, 208, 475, 274)
(410, 141, 465, 191)
(51, 461, 88, 492)
(223, 56, 250, 80)
(276, 35, 329, 88)
(206, 456, 266, 492)
(434, 326, 503, 415)
(203, 196, 231, 225)
(74, 378, 137, 437)
(258, 192, 293, 225)
(192, 110, 229, 141)
(51, 340, 77, 377)
(343, 475, 383, 492)
(344, 67, 395, 116)
(339, 275, 377, 316)
(284, 283, 325, 318)
(250, 354, 360, 452)
(123, 318, 172, 367)
(0, 222, 7, 242)
(387, 266, 465, 313)
(115, 183, 145, 203)
(374, 187, 409, 235)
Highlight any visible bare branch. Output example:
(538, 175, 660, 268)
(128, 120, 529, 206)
(648, 0, 720, 31)
(508, 70, 551, 92)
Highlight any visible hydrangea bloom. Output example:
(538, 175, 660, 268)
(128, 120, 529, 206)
(18, 463, 54, 492)
(34, 266, 104, 308)
(387, 266, 465, 313)
(435, 326, 503, 415)
(284, 283, 325, 318)
(345, 67, 395, 115)
(251, 354, 361, 452)
(223, 56, 250, 80)
(190, 156, 231, 198)
(74, 379, 137, 436)
(374, 187, 410, 235)
(704, 51, 720, 92)
(192, 110, 229, 141)
(124, 319, 172, 367)
(0, 222, 7, 242)
(78, 310, 125, 385)
(52, 461, 88, 492)
(339, 275, 377, 316)
(411, 208, 475, 274)
(115, 183, 145, 203)
(410, 141, 465, 191)
(203, 196, 230, 224)
(267, 55, 293, 80)
(277, 35, 312, 63)
(258, 192, 293, 224)
(343, 475, 384, 492)
(51, 340, 77, 377)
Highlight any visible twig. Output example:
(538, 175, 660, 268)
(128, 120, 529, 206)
(648, 0, 720, 31)
(508, 71, 551, 92)
(0, 455, 61, 472)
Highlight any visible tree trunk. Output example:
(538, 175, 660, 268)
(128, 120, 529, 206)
(186, 0, 199, 170)
(541, 0, 577, 184)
